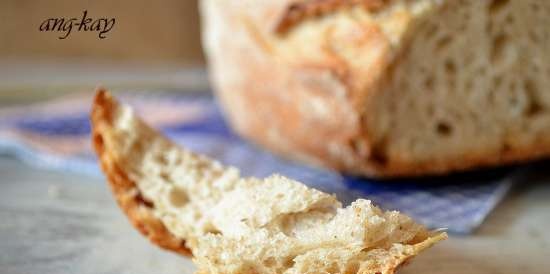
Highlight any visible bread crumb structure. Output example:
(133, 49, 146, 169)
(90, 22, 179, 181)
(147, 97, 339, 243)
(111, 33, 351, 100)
(92, 89, 446, 274)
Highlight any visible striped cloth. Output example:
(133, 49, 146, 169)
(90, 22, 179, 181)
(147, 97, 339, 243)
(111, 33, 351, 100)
(0, 91, 518, 234)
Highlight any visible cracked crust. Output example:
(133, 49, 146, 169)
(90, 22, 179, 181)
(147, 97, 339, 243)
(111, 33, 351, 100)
(91, 88, 191, 256)
(274, 0, 391, 34)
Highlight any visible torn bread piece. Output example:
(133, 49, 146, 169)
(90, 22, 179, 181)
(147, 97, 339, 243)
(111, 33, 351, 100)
(91, 89, 446, 274)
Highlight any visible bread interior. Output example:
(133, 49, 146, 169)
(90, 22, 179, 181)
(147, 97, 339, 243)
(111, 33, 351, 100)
(366, 0, 550, 166)
(100, 97, 445, 274)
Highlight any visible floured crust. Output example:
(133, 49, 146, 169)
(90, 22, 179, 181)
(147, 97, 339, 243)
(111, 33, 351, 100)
(274, 0, 391, 34)
(91, 88, 191, 256)
(201, 0, 550, 178)
(201, 0, 415, 177)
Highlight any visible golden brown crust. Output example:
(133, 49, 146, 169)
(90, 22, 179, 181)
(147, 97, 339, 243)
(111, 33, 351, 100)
(91, 88, 191, 256)
(274, 0, 391, 34)
(364, 139, 550, 177)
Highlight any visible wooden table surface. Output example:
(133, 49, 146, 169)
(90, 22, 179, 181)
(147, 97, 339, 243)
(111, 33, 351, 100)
(1, 156, 549, 274)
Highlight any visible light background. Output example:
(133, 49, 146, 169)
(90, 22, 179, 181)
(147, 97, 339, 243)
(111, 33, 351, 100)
(1, 0, 204, 63)
(0, 0, 206, 102)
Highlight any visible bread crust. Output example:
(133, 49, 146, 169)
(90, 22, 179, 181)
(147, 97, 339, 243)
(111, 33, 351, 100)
(91, 88, 192, 256)
(274, 0, 391, 34)
(202, 0, 550, 178)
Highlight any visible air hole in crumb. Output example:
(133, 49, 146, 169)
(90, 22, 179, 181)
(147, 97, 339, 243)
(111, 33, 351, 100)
(275, 193, 285, 199)
(445, 60, 456, 75)
(489, 0, 510, 14)
(156, 154, 168, 165)
(524, 80, 544, 117)
(458, 22, 467, 32)
(491, 34, 509, 65)
(505, 14, 514, 24)
(160, 171, 171, 181)
(131, 141, 144, 154)
(435, 36, 452, 52)
(424, 77, 434, 90)
(204, 224, 222, 235)
(526, 100, 543, 117)
(436, 122, 453, 137)
(263, 257, 277, 267)
(283, 257, 296, 268)
(169, 187, 189, 208)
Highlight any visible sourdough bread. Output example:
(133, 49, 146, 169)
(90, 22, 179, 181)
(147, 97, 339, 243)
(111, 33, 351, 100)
(201, 0, 550, 177)
(91, 89, 446, 274)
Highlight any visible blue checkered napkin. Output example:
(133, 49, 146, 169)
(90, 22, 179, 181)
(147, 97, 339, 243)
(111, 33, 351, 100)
(0, 91, 516, 234)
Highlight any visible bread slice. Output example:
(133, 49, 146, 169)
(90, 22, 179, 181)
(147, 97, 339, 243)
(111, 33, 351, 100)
(91, 89, 446, 274)
(201, 0, 550, 177)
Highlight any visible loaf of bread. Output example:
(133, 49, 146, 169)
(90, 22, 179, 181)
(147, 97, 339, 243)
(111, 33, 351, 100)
(201, 0, 550, 177)
(91, 89, 446, 274)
